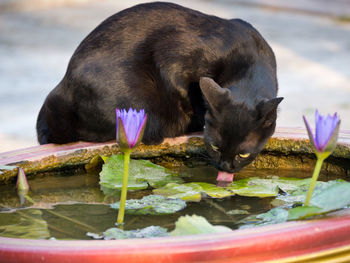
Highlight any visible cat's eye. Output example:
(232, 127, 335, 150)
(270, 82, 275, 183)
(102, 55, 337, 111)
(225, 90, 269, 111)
(239, 153, 250, 158)
(210, 144, 219, 152)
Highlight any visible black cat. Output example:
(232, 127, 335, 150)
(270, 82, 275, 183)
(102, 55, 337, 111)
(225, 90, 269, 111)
(36, 2, 283, 173)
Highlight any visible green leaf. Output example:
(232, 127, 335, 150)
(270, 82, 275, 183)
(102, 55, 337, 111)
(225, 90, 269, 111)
(110, 195, 186, 215)
(170, 215, 231, 236)
(227, 177, 279, 197)
(310, 180, 350, 212)
(154, 178, 282, 202)
(153, 183, 203, 202)
(99, 155, 183, 193)
(275, 179, 326, 206)
(288, 206, 322, 220)
(242, 179, 350, 226)
(256, 207, 289, 223)
(87, 225, 168, 240)
(275, 179, 349, 210)
(100, 155, 146, 191)
(239, 207, 289, 228)
(197, 182, 234, 198)
(275, 177, 312, 194)
(153, 182, 233, 202)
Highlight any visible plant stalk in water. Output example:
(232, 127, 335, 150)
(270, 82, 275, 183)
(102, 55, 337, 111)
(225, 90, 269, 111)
(304, 156, 325, 206)
(117, 150, 131, 224)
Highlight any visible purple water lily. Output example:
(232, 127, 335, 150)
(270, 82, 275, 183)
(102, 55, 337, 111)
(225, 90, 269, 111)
(303, 110, 340, 156)
(303, 110, 341, 206)
(115, 108, 147, 225)
(116, 108, 147, 151)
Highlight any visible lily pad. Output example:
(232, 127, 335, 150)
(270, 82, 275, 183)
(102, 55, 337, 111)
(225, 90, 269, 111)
(87, 225, 168, 240)
(99, 155, 183, 193)
(170, 215, 231, 236)
(227, 177, 279, 197)
(275, 179, 336, 206)
(275, 177, 312, 194)
(153, 182, 233, 202)
(288, 206, 323, 220)
(241, 179, 350, 227)
(256, 207, 289, 224)
(154, 177, 284, 201)
(88, 215, 232, 239)
(239, 207, 289, 228)
(309, 180, 350, 212)
(110, 195, 186, 215)
(286, 180, 350, 221)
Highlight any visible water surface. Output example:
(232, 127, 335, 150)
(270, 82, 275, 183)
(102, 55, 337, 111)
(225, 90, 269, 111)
(0, 165, 342, 240)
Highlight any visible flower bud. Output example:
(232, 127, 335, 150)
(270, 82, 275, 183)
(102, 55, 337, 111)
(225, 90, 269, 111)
(116, 108, 147, 152)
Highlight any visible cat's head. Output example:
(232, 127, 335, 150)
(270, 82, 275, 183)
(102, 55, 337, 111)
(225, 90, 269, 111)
(199, 77, 283, 173)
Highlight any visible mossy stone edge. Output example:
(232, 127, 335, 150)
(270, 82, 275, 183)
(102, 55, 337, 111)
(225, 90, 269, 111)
(0, 136, 349, 184)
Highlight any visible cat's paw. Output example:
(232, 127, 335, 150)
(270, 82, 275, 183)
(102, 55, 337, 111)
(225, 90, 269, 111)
(142, 136, 164, 145)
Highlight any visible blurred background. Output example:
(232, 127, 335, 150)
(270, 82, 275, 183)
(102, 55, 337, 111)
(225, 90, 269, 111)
(0, 0, 349, 152)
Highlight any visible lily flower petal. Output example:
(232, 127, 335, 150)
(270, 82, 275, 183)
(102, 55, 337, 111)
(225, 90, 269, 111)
(116, 108, 147, 151)
(303, 110, 340, 158)
(303, 115, 318, 151)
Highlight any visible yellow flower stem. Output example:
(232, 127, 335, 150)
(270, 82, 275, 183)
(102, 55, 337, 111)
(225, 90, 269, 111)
(117, 149, 131, 225)
(304, 156, 325, 206)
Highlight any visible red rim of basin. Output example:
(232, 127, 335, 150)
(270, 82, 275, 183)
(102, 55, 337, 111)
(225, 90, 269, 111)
(1, 215, 350, 263)
(0, 127, 350, 263)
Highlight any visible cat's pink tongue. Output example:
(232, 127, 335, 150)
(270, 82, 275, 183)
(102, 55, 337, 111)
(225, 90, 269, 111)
(217, 171, 234, 187)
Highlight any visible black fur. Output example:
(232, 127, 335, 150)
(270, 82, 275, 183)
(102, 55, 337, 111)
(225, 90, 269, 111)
(36, 2, 283, 172)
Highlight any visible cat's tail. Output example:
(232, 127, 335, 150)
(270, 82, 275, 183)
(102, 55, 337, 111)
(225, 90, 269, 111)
(36, 105, 50, 145)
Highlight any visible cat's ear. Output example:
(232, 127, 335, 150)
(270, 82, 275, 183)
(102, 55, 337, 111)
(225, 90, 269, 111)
(199, 77, 230, 112)
(257, 97, 283, 127)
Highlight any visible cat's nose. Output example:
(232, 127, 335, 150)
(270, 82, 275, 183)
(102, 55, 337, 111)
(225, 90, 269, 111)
(218, 161, 234, 172)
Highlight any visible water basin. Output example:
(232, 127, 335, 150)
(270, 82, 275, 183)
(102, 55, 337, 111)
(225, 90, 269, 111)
(0, 128, 350, 262)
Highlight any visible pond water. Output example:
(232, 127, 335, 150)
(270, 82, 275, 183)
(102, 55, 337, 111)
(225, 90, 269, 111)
(0, 163, 345, 240)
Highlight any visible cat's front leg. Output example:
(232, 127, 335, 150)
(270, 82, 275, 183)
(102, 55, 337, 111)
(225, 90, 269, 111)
(142, 135, 164, 145)
(141, 114, 165, 145)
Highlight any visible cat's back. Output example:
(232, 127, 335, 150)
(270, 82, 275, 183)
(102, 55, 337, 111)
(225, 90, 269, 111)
(67, 2, 268, 82)
(72, 2, 244, 56)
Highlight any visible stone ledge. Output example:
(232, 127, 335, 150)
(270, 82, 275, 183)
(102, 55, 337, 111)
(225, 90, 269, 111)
(0, 128, 349, 183)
